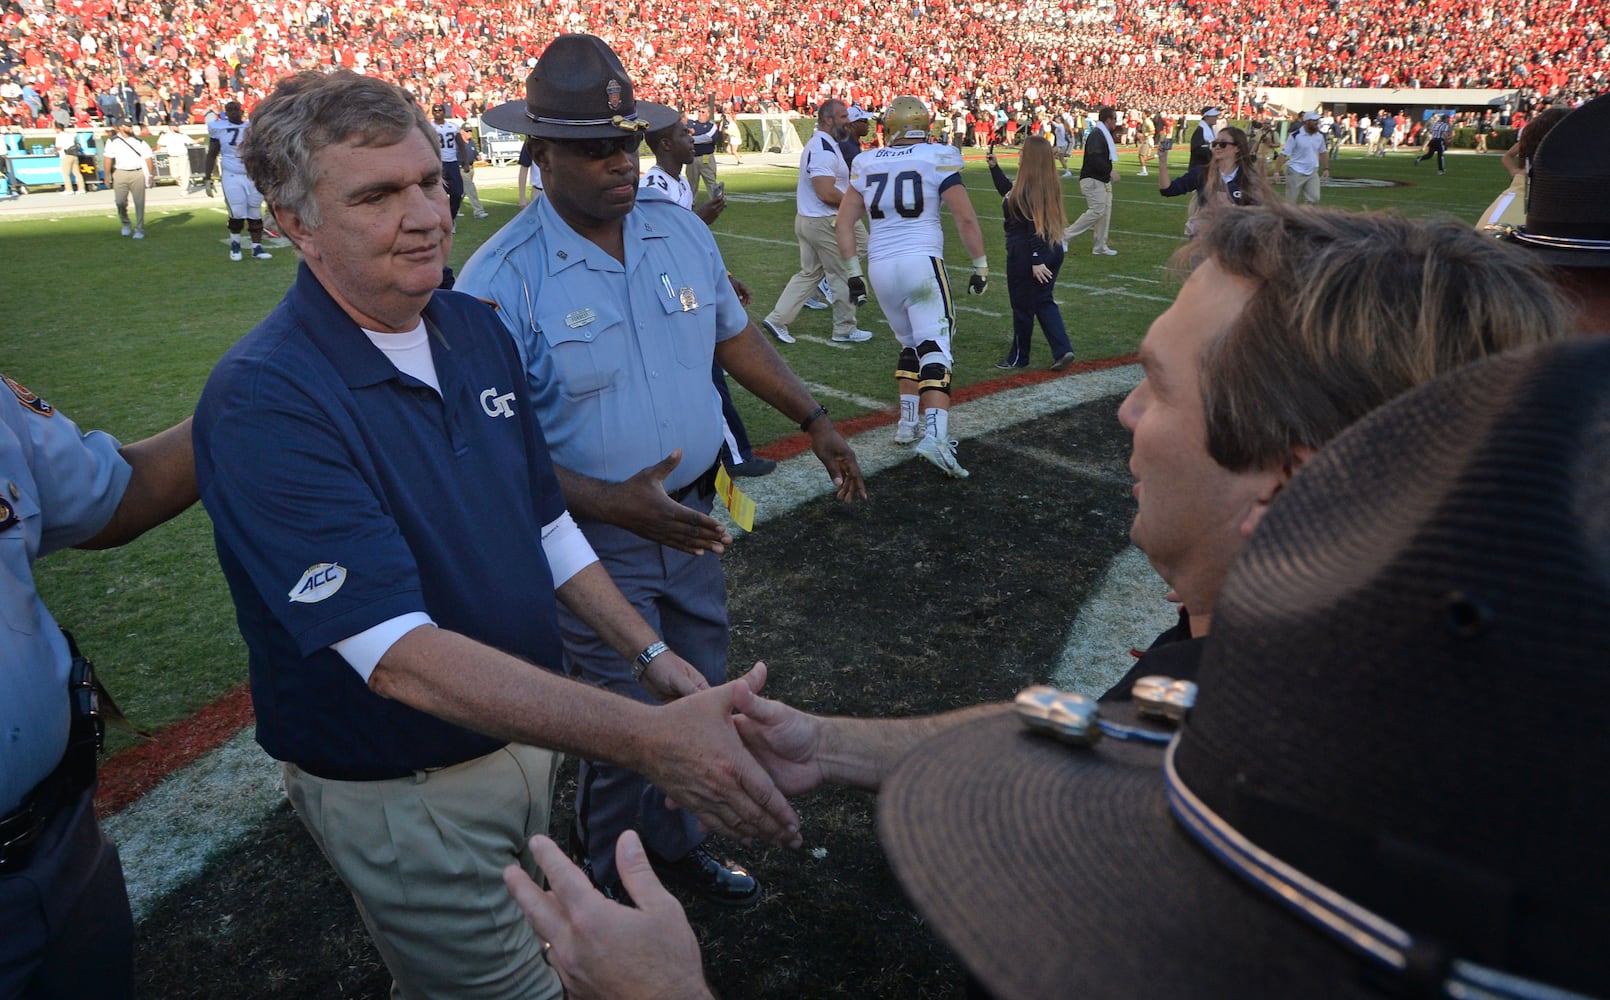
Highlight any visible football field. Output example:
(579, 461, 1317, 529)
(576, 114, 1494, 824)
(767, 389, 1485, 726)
(4, 144, 1513, 997)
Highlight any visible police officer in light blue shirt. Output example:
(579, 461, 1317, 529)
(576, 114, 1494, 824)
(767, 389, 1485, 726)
(462, 34, 866, 906)
(0, 374, 196, 1000)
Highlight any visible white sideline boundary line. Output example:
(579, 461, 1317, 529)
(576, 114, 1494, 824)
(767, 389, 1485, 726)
(113, 364, 1169, 922)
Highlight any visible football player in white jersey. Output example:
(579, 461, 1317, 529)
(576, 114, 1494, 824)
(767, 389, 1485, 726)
(431, 103, 467, 226)
(837, 96, 989, 478)
(204, 101, 271, 261)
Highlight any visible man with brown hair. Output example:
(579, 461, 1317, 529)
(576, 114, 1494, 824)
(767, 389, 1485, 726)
(496, 203, 1573, 998)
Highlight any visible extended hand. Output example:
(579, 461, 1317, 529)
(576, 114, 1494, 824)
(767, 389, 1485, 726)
(640, 648, 709, 702)
(506, 832, 711, 1000)
(1031, 263, 1053, 284)
(967, 271, 988, 295)
(846, 275, 868, 307)
(732, 673, 827, 796)
(650, 663, 803, 848)
(806, 424, 867, 502)
(610, 451, 733, 555)
(695, 193, 727, 225)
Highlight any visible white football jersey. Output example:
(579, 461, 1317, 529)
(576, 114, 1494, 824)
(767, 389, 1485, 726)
(638, 164, 692, 211)
(207, 116, 249, 175)
(848, 142, 965, 262)
(434, 122, 459, 163)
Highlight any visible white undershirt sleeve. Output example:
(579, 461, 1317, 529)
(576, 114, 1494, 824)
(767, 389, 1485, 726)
(332, 612, 436, 682)
(542, 510, 597, 588)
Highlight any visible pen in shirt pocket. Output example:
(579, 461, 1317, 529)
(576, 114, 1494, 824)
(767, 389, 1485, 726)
(660, 273, 676, 300)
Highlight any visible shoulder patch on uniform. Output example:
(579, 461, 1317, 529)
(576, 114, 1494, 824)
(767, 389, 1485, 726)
(3, 376, 54, 417)
(288, 562, 347, 604)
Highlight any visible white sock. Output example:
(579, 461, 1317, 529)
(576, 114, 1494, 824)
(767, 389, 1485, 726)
(900, 394, 919, 428)
(925, 408, 949, 441)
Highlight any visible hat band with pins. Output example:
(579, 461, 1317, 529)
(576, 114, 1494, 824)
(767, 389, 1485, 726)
(1163, 741, 1592, 1000)
(524, 111, 651, 133)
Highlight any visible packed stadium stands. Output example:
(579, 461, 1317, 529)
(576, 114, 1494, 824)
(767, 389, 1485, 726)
(0, 0, 1603, 128)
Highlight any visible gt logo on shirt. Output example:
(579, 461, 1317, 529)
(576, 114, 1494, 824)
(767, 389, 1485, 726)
(480, 387, 516, 418)
(288, 562, 347, 604)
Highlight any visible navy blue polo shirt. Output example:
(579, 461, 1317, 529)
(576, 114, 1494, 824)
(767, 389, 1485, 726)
(689, 118, 719, 156)
(195, 263, 568, 779)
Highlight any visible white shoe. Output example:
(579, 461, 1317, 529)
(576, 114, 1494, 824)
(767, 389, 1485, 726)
(120, 224, 131, 237)
(229, 244, 243, 261)
(915, 434, 969, 479)
(1093, 247, 1118, 256)
(1138, 168, 1148, 176)
(473, 210, 489, 219)
(894, 423, 920, 445)
(831, 328, 873, 343)
(1061, 170, 1073, 177)
(132, 228, 144, 240)
(762, 319, 795, 344)
(252, 245, 272, 259)
(817, 277, 835, 304)
(803, 296, 830, 310)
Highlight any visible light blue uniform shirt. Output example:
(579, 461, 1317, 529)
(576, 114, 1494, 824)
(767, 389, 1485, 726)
(457, 195, 745, 494)
(0, 377, 130, 813)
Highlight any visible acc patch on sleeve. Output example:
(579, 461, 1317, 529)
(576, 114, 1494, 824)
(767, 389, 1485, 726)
(3, 375, 55, 417)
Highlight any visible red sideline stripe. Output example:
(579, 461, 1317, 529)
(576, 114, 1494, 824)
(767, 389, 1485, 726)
(756, 353, 1137, 461)
(96, 683, 255, 816)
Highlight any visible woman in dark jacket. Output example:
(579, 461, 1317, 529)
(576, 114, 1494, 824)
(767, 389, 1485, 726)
(988, 136, 1076, 370)
(1156, 126, 1272, 236)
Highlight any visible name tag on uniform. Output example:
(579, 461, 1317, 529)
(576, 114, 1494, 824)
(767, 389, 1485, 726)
(565, 308, 596, 329)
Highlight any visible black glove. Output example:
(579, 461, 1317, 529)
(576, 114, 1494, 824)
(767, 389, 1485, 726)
(968, 272, 988, 296)
(847, 275, 868, 307)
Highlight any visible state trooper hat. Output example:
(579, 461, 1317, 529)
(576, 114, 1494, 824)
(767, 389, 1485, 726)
(1505, 93, 1610, 269)
(879, 337, 1610, 1000)
(481, 34, 677, 139)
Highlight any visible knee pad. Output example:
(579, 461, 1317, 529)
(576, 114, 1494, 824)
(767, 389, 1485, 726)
(917, 340, 951, 394)
(227, 218, 245, 234)
(896, 347, 920, 383)
(919, 361, 952, 395)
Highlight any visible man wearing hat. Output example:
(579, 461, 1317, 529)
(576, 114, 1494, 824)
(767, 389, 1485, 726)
(1502, 92, 1610, 335)
(458, 34, 866, 908)
(1188, 105, 1221, 173)
(194, 68, 807, 1000)
(840, 105, 872, 163)
(1276, 110, 1330, 204)
(495, 206, 1574, 999)
(874, 335, 1610, 999)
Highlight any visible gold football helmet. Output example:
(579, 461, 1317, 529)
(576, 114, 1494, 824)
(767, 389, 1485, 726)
(883, 96, 933, 143)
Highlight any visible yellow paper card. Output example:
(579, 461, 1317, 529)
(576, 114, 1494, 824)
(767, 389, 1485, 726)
(714, 465, 756, 532)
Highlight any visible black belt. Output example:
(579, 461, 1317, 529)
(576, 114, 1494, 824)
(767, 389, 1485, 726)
(0, 752, 80, 875)
(668, 463, 718, 503)
(0, 631, 104, 875)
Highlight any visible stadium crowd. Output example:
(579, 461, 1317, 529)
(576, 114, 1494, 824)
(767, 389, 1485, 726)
(1, 0, 1604, 131)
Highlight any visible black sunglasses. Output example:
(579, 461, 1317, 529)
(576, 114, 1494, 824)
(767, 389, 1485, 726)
(555, 135, 641, 160)
(1210, 140, 1236, 148)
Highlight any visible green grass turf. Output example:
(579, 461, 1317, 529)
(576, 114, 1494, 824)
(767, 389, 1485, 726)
(6, 146, 1509, 751)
